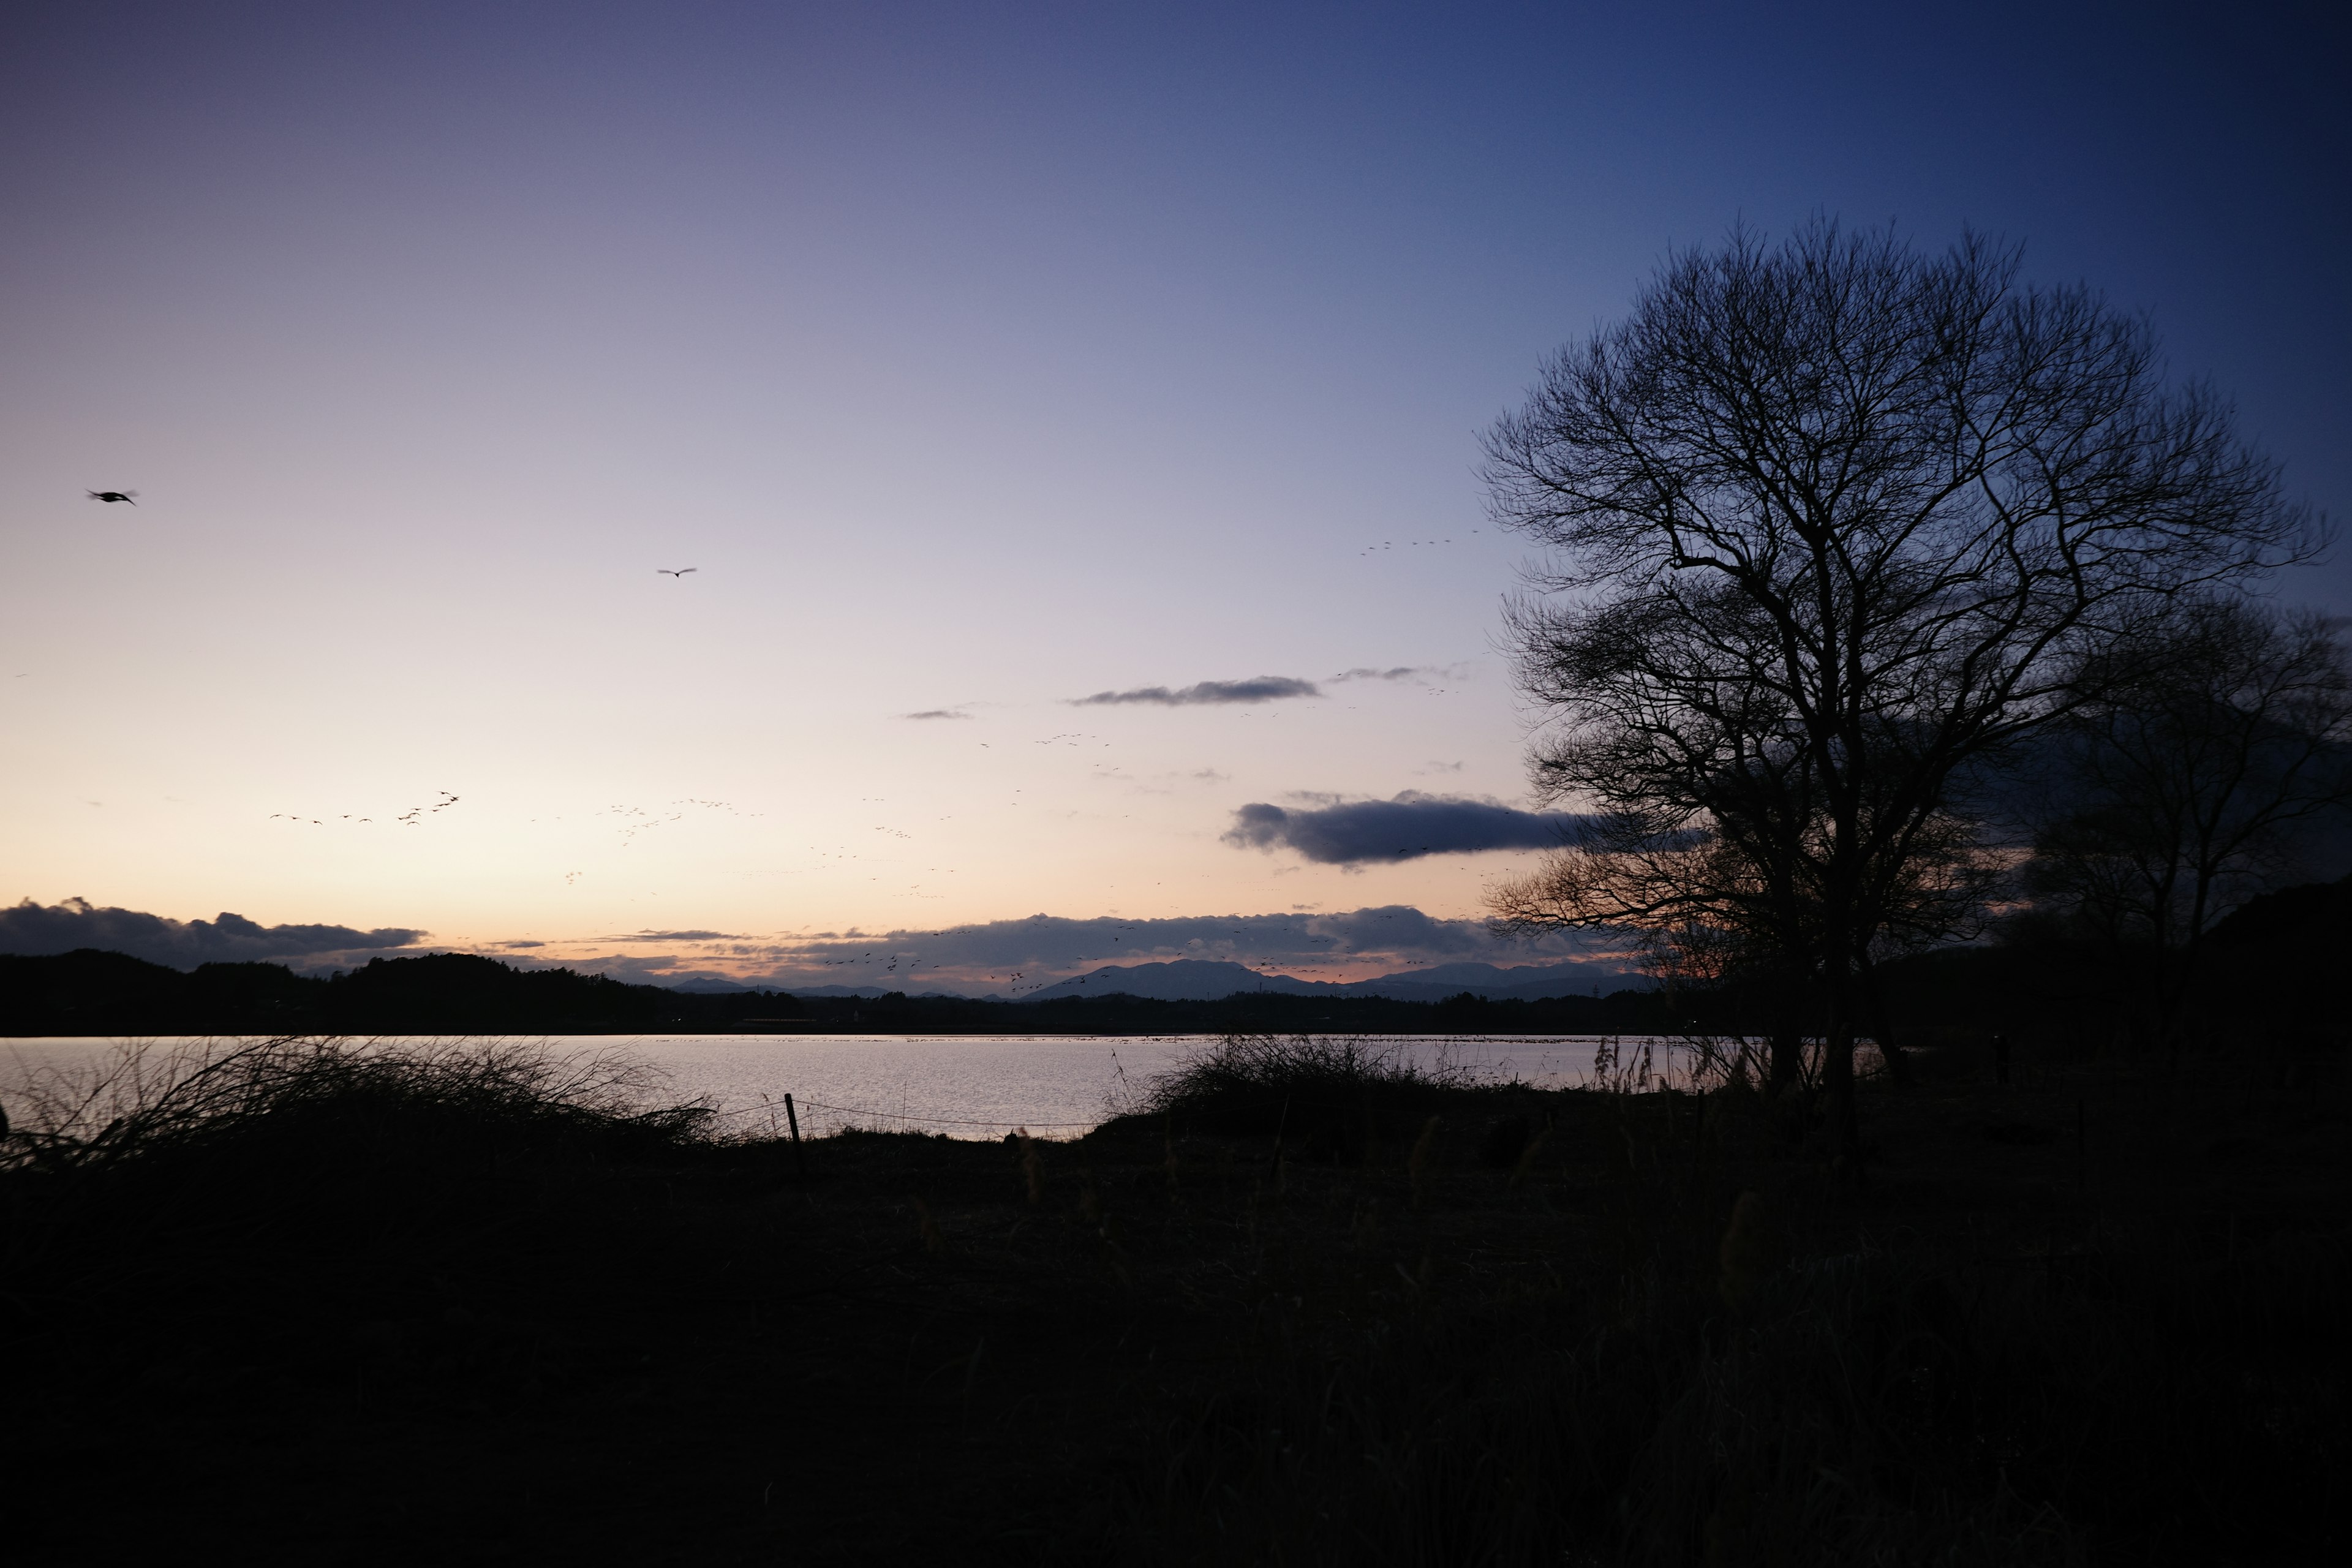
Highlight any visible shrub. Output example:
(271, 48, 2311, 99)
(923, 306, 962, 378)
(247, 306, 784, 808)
(1140, 1033, 1471, 1163)
(0, 1036, 708, 1298)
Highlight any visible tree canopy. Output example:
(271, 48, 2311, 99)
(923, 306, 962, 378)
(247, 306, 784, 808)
(1482, 221, 2317, 1152)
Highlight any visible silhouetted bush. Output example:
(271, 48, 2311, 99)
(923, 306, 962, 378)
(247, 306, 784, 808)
(1141, 1033, 1472, 1163)
(0, 1037, 714, 1313)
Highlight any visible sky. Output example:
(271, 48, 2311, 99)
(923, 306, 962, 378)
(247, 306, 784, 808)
(3, 1, 2346, 992)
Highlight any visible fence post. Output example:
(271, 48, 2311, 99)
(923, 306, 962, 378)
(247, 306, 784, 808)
(1267, 1095, 1292, 1183)
(785, 1092, 809, 1183)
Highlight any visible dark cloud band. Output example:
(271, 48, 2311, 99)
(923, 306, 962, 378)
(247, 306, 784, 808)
(1224, 791, 1590, 864)
(3, 897, 1627, 997)
(1069, 676, 1320, 706)
(665, 904, 1623, 993)
(597, 929, 745, 943)
(1, 897, 425, 969)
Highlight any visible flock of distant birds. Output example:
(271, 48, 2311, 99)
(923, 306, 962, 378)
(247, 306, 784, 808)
(1359, 532, 1476, 556)
(270, 790, 461, 828)
(85, 487, 1463, 908)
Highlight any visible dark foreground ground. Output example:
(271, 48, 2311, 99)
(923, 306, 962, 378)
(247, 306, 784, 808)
(4, 1039, 2345, 1565)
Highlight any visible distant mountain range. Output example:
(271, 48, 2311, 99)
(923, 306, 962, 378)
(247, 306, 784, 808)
(1013, 957, 1635, 1003)
(661, 957, 1640, 1004)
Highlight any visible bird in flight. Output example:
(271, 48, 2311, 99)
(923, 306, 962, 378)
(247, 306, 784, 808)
(657, 567, 697, 578)
(87, 490, 138, 505)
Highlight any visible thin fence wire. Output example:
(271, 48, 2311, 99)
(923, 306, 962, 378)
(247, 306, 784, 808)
(785, 1096, 1096, 1130)
(9, 1035, 1800, 1150)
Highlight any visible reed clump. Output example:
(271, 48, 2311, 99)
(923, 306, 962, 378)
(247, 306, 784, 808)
(1, 1037, 720, 1316)
(1141, 1032, 1472, 1163)
(1011, 1127, 1047, 1202)
(3, 1034, 688, 1175)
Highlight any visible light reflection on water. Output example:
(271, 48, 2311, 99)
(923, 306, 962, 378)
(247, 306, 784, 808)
(1, 1033, 1691, 1142)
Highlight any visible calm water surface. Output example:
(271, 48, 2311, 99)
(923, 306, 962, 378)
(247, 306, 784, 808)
(1, 1033, 1675, 1140)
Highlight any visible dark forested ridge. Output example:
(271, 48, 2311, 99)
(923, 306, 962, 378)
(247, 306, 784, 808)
(1871, 873, 2352, 1058)
(0, 948, 1683, 1038)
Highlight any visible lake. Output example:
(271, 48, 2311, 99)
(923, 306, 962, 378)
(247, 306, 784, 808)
(0, 1033, 1677, 1140)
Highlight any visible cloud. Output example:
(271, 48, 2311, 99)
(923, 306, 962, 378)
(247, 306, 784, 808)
(1330, 663, 1474, 685)
(0, 896, 427, 970)
(596, 929, 745, 942)
(902, 708, 972, 720)
(500, 951, 702, 986)
(1223, 791, 1591, 864)
(1069, 676, 1320, 707)
(3, 891, 1623, 998)
(632, 904, 1623, 994)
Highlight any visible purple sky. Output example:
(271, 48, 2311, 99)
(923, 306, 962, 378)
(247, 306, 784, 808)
(3, 1, 2344, 989)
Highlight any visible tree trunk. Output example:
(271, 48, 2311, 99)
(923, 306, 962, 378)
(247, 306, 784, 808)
(1768, 1029, 1804, 1095)
(1765, 962, 1807, 1095)
(1858, 954, 1911, 1086)
(1822, 965, 1863, 1178)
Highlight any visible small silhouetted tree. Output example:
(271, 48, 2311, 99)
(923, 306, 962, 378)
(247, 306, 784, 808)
(1492, 802, 1820, 1086)
(1492, 793, 1992, 1091)
(2024, 594, 2352, 1052)
(1480, 221, 2314, 1161)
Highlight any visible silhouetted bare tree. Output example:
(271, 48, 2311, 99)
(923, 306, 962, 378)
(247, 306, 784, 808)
(2024, 595, 2352, 1051)
(1491, 781, 1992, 1091)
(1491, 815, 1817, 1086)
(1481, 221, 2315, 1161)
